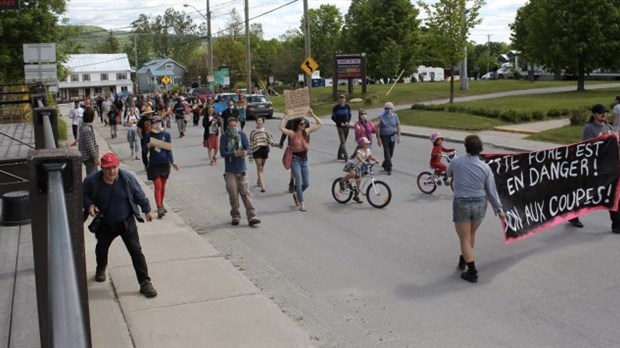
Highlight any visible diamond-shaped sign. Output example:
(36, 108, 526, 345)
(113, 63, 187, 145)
(300, 57, 319, 77)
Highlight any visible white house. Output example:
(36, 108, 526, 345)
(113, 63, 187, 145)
(58, 53, 133, 101)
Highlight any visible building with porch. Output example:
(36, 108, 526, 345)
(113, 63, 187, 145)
(136, 58, 186, 93)
(58, 54, 133, 101)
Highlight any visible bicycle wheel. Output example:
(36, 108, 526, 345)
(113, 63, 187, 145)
(332, 178, 353, 204)
(417, 171, 437, 194)
(366, 180, 392, 208)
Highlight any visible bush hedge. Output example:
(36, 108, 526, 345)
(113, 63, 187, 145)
(410, 103, 570, 123)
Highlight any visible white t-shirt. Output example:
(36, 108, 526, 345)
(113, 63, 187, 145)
(612, 104, 620, 130)
(352, 148, 371, 165)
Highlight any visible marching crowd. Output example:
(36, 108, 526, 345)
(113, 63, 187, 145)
(72, 90, 620, 297)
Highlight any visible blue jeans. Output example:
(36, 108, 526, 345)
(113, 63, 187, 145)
(291, 156, 309, 203)
(452, 197, 487, 223)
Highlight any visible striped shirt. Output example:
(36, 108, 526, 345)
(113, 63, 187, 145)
(249, 128, 278, 151)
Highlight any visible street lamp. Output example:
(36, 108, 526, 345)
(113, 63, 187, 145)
(183, 2, 213, 81)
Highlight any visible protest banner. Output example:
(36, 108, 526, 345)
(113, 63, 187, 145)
(283, 88, 310, 119)
(149, 137, 172, 151)
(481, 134, 620, 244)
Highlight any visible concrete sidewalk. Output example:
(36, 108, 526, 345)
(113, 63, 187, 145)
(56, 104, 313, 348)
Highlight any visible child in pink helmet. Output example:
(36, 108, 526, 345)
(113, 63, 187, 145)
(338, 137, 379, 203)
(429, 131, 455, 182)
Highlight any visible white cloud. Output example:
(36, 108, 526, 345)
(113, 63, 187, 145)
(63, 0, 526, 44)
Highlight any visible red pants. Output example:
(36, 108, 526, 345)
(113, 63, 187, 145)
(430, 161, 446, 175)
(152, 177, 168, 208)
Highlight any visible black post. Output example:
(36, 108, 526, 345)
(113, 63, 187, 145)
(29, 148, 91, 348)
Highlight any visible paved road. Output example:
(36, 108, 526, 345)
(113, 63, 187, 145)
(103, 113, 619, 347)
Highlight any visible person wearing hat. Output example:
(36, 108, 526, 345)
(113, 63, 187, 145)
(82, 152, 158, 298)
(145, 116, 179, 219)
(376, 101, 401, 175)
(568, 103, 620, 232)
(331, 94, 352, 160)
(338, 136, 380, 204)
(136, 109, 154, 169)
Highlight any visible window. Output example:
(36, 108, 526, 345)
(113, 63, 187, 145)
(173, 77, 182, 85)
(94, 88, 102, 94)
(116, 73, 127, 80)
(71, 74, 79, 82)
(165, 63, 174, 70)
(69, 88, 79, 98)
(82, 74, 90, 81)
(100, 73, 108, 81)
(121, 86, 128, 92)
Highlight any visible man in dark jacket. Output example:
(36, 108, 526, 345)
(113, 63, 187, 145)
(82, 152, 158, 298)
(331, 94, 351, 160)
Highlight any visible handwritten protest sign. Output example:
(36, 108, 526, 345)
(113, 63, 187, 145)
(283, 88, 310, 119)
(149, 137, 172, 151)
(481, 134, 620, 244)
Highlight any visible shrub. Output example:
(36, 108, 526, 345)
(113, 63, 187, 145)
(519, 112, 532, 122)
(547, 109, 562, 117)
(500, 109, 519, 122)
(569, 107, 590, 126)
(532, 111, 545, 120)
(365, 97, 373, 105)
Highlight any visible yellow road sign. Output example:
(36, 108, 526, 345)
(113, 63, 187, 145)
(300, 57, 319, 76)
(161, 75, 171, 85)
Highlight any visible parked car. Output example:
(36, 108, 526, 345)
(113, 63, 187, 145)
(496, 67, 515, 79)
(213, 93, 238, 114)
(244, 94, 273, 119)
(191, 87, 216, 102)
(480, 72, 494, 80)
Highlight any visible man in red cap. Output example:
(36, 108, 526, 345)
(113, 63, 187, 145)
(82, 152, 158, 298)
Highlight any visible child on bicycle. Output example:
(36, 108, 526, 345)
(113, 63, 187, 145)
(339, 137, 380, 203)
(429, 131, 455, 184)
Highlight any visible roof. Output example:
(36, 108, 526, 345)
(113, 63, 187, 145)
(65, 54, 131, 73)
(137, 58, 186, 74)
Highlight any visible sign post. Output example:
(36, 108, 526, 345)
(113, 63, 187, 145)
(332, 53, 367, 100)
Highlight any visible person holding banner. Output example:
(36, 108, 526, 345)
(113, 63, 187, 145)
(279, 110, 323, 212)
(568, 103, 620, 233)
(447, 135, 505, 283)
(145, 116, 179, 219)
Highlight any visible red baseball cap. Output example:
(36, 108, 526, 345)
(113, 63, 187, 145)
(100, 153, 120, 168)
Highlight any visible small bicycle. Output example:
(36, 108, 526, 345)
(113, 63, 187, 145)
(331, 163, 392, 208)
(416, 152, 456, 194)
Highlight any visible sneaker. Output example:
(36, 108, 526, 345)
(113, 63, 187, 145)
(292, 192, 299, 207)
(461, 271, 478, 283)
(231, 218, 240, 226)
(288, 182, 295, 193)
(249, 217, 261, 226)
(339, 179, 346, 191)
(353, 196, 363, 204)
(139, 280, 158, 298)
(458, 255, 466, 271)
(95, 266, 106, 282)
(157, 207, 165, 219)
(568, 219, 584, 228)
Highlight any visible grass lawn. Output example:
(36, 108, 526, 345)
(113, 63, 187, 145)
(525, 125, 583, 144)
(453, 88, 618, 113)
(397, 109, 507, 131)
(271, 80, 599, 116)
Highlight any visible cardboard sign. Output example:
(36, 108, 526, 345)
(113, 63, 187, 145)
(149, 137, 172, 151)
(283, 88, 310, 119)
(481, 134, 620, 244)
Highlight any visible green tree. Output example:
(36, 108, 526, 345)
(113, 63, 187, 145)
(419, 0, 485, 102)
(96, 32, 120, 53)
(0, 0, 70, 82)
(342, 0, 420, 81)
(151, 8, 202, 62)
(510, 0, 620, 90)
(303, 4, 343, 78)
(376, 40, 402, 80)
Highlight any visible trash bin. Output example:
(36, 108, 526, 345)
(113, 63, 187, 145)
(1, 191, 31, 226)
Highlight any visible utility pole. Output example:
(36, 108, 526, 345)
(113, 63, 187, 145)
(207, 0, 213, 83)
(303, 0, 311, 92)
(487, 34, 492, 74)
(245, 0, 251, 92)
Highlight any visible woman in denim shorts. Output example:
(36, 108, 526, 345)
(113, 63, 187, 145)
(447, 135, 505, 283)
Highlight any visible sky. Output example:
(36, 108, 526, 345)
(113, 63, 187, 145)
(64, 0, 527, 45)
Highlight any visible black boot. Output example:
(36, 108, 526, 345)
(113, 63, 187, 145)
(458, 255, 466, 271)
(461, 261, 478, 283)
